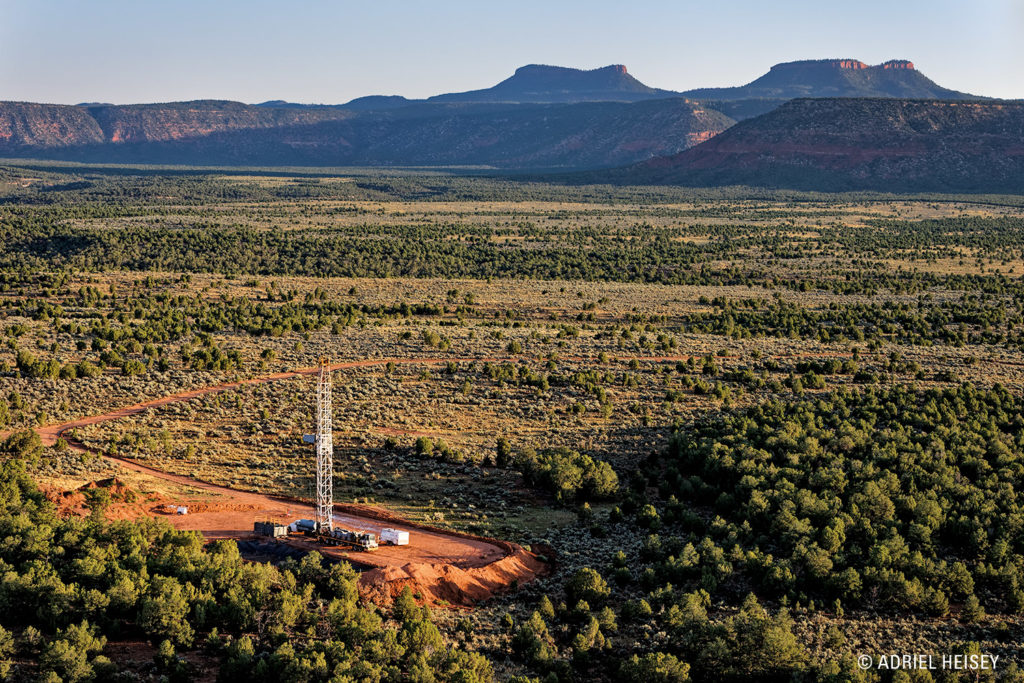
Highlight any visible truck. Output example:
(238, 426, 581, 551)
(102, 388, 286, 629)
(380, 528, 410, 546)
(292, 522, 378, 551)
(320, 527, 379, 551)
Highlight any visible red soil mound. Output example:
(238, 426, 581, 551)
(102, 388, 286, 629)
(44, 477, 162, 521)
(150, 501, 262, 515)
(335, 502, 550, 606)
(359, 544, 547, 606)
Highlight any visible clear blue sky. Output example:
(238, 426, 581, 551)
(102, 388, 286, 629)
(1, 0, 1020, 104)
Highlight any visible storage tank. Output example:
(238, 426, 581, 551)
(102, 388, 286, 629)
(294, 519, 317, 532)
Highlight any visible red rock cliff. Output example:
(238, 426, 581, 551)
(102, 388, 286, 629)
(880, 60, 915, 70)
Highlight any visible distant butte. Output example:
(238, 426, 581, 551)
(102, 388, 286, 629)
(681, 58, 971, 105)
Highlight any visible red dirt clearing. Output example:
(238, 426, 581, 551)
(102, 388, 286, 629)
(48, 440, 542, 606)
(9, 355, 566, 605)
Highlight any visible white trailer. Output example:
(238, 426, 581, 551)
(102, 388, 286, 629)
(380, 528, 410, 546)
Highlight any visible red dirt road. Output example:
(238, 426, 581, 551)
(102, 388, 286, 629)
(29, 357, 493, 448)
(18, 350, 855, 448)
(25, 351, 816, 447)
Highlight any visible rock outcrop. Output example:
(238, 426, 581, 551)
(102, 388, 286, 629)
(881, 60, 915, 70)
(0, 102, 105, 149)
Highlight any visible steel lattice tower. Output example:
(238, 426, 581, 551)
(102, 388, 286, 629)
(314, 358, 333, 533)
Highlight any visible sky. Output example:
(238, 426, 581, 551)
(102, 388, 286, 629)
(1, 0, 1021, 104)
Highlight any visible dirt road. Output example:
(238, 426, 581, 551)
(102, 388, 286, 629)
(22, 350, 859, 448)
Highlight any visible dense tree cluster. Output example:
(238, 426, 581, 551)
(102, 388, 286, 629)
(683, 294, 1024, 349)
(836, 216, 1024, 263)
(1, 218, 770, 288)
(514, 446, 619, 503)
(655, 384, 1024, 615)
(0, 273, 466, 382)
(507, 569, 816, 682)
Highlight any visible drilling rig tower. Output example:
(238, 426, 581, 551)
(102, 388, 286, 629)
(314, 358, 333, 533)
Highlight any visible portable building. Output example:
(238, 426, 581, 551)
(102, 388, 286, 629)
(254, 521, 288, 538)
(380, 528, 410, 545)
